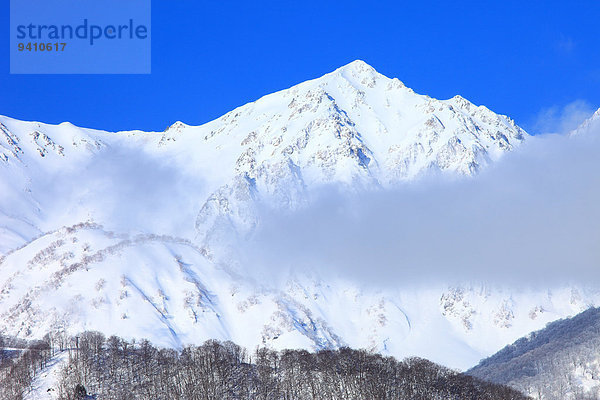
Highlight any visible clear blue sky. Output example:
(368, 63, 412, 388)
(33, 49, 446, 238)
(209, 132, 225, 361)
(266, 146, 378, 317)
(1, 0, 599, 133)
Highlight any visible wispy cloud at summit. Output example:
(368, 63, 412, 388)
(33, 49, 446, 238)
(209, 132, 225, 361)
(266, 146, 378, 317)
(531, 100, 596, 135)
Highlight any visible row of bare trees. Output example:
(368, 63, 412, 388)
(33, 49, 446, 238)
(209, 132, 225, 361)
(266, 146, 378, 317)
(55, 331, 529, 400)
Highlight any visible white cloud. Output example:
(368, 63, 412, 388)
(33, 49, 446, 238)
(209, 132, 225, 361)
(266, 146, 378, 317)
(531, 100, 596, 135)
(243, 124, 600, 288)
(33, 145, 204, 238)
(556, 35, 576, 54)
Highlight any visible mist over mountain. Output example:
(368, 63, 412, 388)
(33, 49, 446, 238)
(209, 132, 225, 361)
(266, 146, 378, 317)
(243, 117, 600, 287)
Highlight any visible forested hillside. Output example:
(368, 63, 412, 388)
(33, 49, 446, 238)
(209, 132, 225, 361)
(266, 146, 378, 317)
(469, 307, 600, 399)
(1, 331, 528, 400)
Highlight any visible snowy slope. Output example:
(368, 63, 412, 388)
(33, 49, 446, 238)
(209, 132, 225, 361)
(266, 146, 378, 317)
(4, 221, 598, 370)
(571, 107, 600, 136)
(2, 60, 595, 371)
(24, 351, 69, 400)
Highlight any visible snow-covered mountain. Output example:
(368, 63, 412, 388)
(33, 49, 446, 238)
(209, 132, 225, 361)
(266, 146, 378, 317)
(0, 60, 528, 254)
(0, 60, 595, 370)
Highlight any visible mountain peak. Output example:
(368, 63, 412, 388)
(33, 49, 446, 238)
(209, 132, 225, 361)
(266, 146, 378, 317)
(570, 107, 600, 136)
(335, 59, 376, 73)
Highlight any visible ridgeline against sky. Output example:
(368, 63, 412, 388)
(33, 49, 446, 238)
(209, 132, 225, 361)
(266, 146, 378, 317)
(1, 1, 599, 133)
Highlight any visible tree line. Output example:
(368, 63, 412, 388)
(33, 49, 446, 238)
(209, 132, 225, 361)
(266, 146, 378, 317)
(1, 331, 530, 399)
